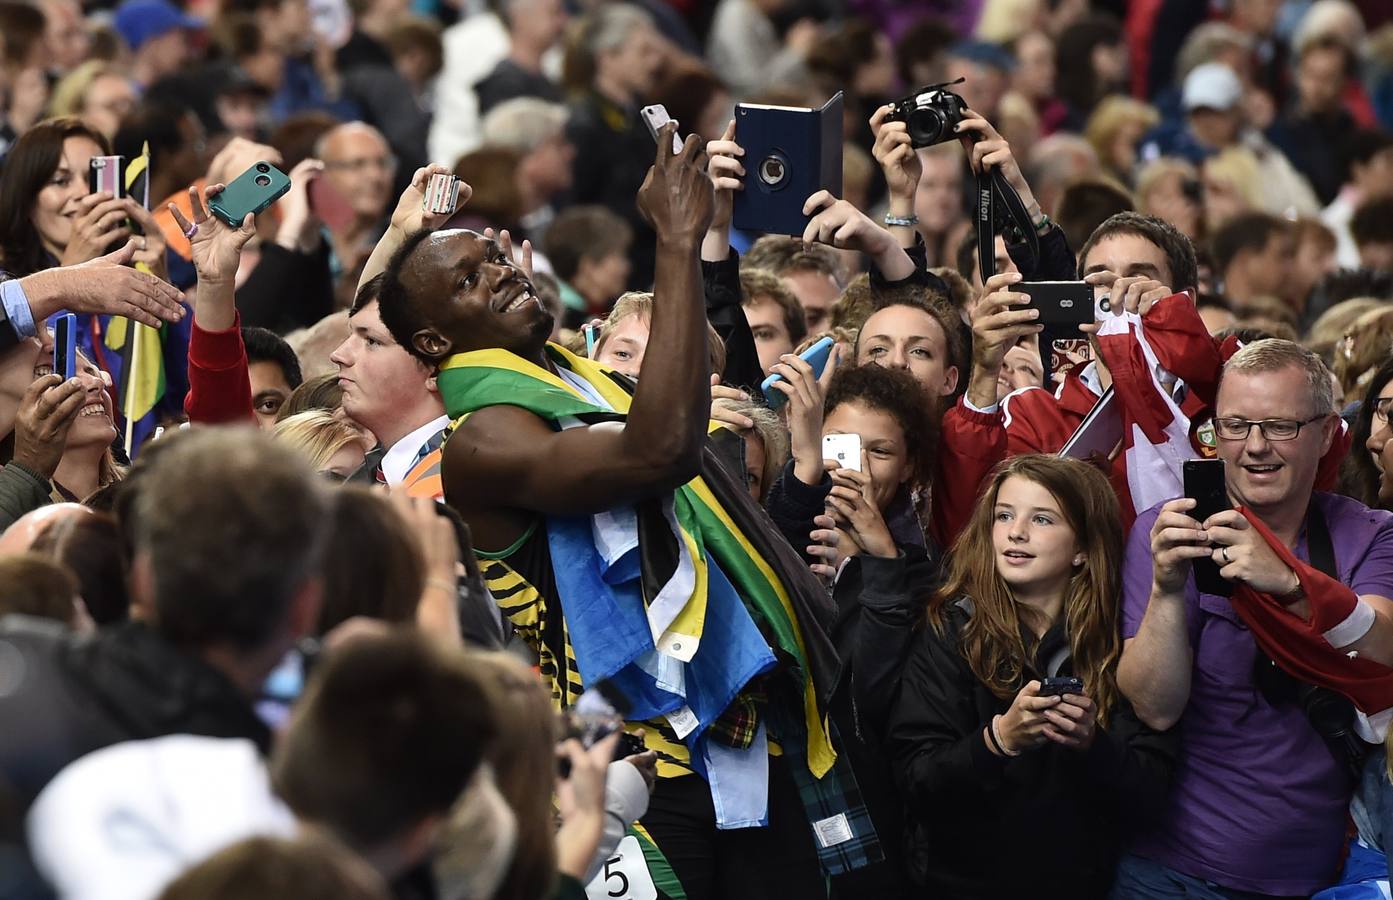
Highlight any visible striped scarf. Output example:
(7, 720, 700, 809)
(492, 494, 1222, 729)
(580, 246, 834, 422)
(437, 344, 840, 782)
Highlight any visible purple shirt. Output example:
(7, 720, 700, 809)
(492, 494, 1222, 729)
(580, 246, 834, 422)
(1122, 492, 1393, 895)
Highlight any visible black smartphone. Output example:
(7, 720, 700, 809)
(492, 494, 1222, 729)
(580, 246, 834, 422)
(1017, 281, 1098, 327)
(1183, 458, 1232, 597)
(53, 313, 76, 381)
(1038, 676, 1084, 697)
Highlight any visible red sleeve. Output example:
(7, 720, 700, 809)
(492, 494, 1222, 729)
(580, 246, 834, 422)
(930, 398, 1007, 550)
(184, 312, 254, 424)
(1231, 507, 1393, 716)
(1001, 387, 1073, 455)
(1134, 293, 1225, 407)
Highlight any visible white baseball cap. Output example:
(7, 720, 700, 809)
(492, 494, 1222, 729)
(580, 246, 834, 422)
(1183, 62, 1244, 112)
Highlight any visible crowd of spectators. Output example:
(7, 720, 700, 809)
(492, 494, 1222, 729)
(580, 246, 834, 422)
(6, 0, 1393, 898)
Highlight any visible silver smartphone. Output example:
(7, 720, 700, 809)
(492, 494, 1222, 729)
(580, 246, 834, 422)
(640, 104, 685, 154)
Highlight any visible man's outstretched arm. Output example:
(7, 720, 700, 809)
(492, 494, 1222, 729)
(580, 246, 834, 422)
(446, 126, 716, 517)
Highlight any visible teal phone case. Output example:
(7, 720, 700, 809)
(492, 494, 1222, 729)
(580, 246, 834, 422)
(208, 161, 292, 227)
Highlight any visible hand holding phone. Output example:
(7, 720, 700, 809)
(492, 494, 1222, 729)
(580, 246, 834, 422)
(1037, 676, 1084, 697)
(53, 314, 76, 381)
(822, 433, 861, 472)
(208, 161, 292, 227)
(762, 336, 836, 410)
(1183, 458, 1233, 597)
(640, 104, 685, 154)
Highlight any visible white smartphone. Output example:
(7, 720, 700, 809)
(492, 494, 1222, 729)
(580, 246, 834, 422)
(822, 433, 862, 472)
(640, 104, 685, 154)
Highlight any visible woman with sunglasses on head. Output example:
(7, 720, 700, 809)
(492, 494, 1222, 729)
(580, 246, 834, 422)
(887, 455, 1176, 897)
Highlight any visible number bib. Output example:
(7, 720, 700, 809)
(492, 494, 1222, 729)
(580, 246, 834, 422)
(585, 834, 658, 900)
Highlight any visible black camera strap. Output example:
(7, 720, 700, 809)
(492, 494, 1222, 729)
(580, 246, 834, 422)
(1251, 502, 1366, 782)
(975, 165, 1041, 285)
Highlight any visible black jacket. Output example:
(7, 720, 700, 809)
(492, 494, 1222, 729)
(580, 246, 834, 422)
(236, 242, 334, 335)
(701, 249, 764, 393)
(564, 93, 658, 291)
(886, 601, 1177, 898)
(0, 617, 269, 813)
(826, 553, 938, 899)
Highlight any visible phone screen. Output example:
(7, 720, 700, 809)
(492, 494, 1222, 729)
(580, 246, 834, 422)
(1183, 459, 1232, 596)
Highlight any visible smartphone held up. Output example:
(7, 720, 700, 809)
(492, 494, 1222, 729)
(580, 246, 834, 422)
(208, 160, 292, 227)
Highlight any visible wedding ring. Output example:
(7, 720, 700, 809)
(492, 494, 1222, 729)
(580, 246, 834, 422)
(183, 221, 198, 240)
(1220, 546, 1232, 564)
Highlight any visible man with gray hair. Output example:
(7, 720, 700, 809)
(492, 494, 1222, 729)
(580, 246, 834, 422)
(1115, 339, 1393, 895)
(481, 97, 574, 236)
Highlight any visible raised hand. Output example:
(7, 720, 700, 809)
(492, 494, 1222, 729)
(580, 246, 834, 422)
(705, 119, 744, 238)
(391, 164, 470, 236)
(768, 346, 839, 486)
(637, 123, 714, 247)
(275, 158, 327, 253)
(12, 374, 86, 478)
(954, 108, 1040, 216)
(1081, 271, 1175, 332)
(870, 104, 923, 207)
(801, 191, 913, 279)
(169, 183, 256, 287)
(967, 271, 1041, 408)
(59, 192, 132, 266)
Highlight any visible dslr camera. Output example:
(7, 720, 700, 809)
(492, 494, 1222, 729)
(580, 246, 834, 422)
(885, 78, 968, 148)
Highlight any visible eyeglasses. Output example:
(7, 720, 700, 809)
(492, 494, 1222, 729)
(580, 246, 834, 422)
(324, 155, 398, 174)
(1373, 397, 1393, 426)
(1214, 415, 1328, 441)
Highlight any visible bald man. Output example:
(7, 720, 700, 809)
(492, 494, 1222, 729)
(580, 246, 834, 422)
(316, 122, 397, 279)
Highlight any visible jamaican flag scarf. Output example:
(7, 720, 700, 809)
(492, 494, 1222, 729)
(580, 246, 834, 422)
(437, 344, 841, 785)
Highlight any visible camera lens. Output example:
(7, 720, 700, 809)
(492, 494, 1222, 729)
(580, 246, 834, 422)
(255, 163, 270, 173)
(758, 156, 786, 187)
(908, 108, 947, 147)
(255, 174, 272, 187)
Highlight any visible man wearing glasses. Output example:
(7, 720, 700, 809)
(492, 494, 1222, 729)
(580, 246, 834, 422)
(1114, 339, 1393, 898)
(317, 121, 397, 286)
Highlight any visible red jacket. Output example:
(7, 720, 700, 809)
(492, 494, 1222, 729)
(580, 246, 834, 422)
(183, 313, 254, 425)
(946, 296, 1349, 533)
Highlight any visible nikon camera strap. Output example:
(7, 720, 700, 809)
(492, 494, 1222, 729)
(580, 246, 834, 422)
(976, 165, 1042, 285)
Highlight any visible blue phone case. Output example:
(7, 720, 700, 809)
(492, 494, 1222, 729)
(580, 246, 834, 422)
(208, 161, 292, 227)
(732, 93, 844, 237)
(54, 313, 76, 380)
(761, 336, 836, 410)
